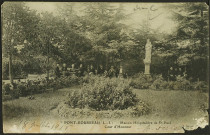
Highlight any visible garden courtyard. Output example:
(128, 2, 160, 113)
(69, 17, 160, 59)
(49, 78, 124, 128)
(2, 2, 209, 133)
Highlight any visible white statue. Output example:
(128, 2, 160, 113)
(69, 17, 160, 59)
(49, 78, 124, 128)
(144, 39, 152, 63)
(144, 39, 152, 75)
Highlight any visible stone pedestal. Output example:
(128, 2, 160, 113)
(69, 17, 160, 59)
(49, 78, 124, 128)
(144, 60, 151, 75)
(118, 74, 123, 78)
(118, 66, 123, 78)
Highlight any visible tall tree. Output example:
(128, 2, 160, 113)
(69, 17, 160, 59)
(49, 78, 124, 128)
(154, 3, 209, 81)
(2, 2, 39, 83)
(81, 3, 132, 68)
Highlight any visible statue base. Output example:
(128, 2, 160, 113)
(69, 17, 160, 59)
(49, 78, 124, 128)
(118, 73, 123, 78)
(144, 60, 151, 75)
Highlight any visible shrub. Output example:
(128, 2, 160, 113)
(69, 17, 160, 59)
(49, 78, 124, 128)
(167, 81, 176, 90)
(17, 83, 29, 96)
(56, 79, 65, 89)
(193, 81, 208, 91)
(79, 74, 98, 84)
(56, 75, 79, 88)
(2, 83, 20, 99)
(130, 73, 204, 91)
(174, 75, 191, 90)
(47, 80, 57, 90)
(33, 84, 40, 93)
(130, 73, 153, 89)
(65, 77, 144, 111)
(69, 75, 80, 86)
(150, 75, 168, 90)
(36, 84, 46, 93)
(2, 83, 11, 95)
(131, 101, 150, 116)
(10, 89, 20, 99)
(150, 75, 192, 90)
(2, 83, 18, 98)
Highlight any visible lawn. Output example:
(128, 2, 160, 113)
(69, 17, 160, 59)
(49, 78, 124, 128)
(133, 89, 208, 118)
(3, 86, 81, 121)
(3, 87, 209, 133)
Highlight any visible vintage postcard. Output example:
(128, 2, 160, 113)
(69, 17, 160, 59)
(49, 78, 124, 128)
(2, 1, 209, 133)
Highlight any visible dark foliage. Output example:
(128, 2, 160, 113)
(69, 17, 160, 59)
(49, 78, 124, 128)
(66, 76, 142, 111)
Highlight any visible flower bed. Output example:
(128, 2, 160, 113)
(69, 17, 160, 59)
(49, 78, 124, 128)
(52, 101, 150, 119)
(65, 76, 150, 114)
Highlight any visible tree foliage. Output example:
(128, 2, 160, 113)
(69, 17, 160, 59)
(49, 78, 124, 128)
(154, 3, 209, 81)
(2, 2, 208, 81)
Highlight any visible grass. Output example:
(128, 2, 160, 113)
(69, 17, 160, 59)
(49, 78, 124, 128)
(133, 89, 208, 119)
(3, 86, 208, 122)
(3, 87, 78, 121)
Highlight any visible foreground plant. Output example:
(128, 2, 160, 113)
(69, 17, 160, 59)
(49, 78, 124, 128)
(65, 76, 150, 115)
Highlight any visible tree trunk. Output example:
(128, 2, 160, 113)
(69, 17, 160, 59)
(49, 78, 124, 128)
(200, 9, 204, 46)
(9, 53, 13, 84)
(47, 42, 50, 82)
(47, 55, 49, 82)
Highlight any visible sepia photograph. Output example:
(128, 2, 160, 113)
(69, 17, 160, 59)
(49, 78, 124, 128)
(2, 1, 209, 133)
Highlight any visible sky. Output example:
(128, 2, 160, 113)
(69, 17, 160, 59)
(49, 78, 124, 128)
(26, 2, 178, 34)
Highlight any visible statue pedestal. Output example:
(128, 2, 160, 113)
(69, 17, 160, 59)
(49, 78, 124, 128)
(118, 73, 123, 78)
(144, 60, 151, 75)
(118, 66, 123, 78)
